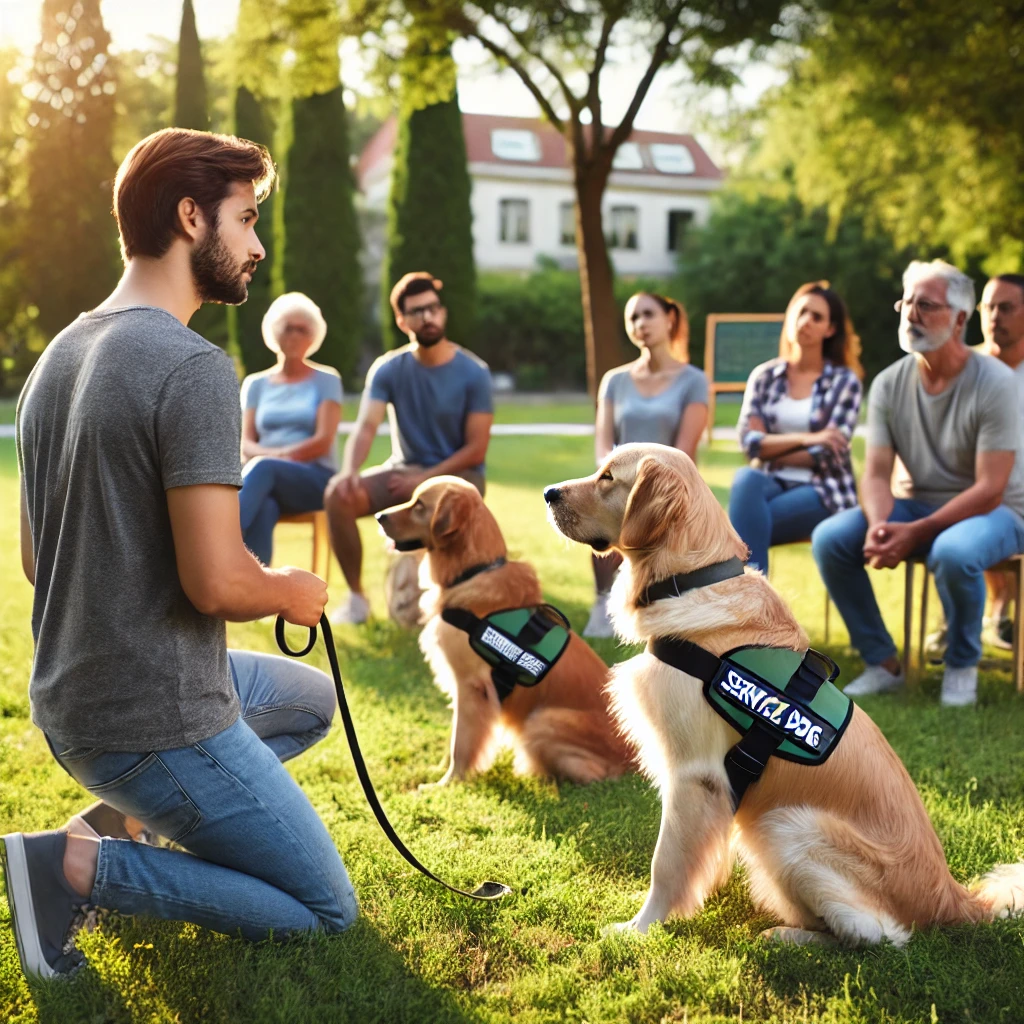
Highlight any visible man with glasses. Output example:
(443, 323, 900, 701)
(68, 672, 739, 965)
(323, 272, 493, 624)
(812, 260, 1024, 705)
(979, 274, 1024, 645)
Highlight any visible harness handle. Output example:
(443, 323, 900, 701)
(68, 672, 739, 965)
(275, 615, 511, 902)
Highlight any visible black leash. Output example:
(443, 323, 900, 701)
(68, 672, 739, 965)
(275, 613, 511, 902)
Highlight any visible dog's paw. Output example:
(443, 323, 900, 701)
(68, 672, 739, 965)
(760, 926, 837, 946)
(601, 918, 649, 939)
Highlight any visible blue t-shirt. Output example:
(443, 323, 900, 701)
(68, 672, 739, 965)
(367, 346, 493, 471)
(240, 363, 343, 470)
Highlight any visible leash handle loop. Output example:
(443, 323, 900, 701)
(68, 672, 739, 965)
(274, 614, 510, 903)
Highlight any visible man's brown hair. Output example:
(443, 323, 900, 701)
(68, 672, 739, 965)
(389, 272, 443, 317)
(113, 128, 276, 263)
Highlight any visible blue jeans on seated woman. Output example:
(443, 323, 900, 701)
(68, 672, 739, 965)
(46, 649, 357, 941)
(728, 466, 830, 573)
(239, 457, 334, 566)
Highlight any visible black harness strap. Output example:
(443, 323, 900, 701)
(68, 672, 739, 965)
(649, 637, 833, 811)
(638, 557, 746, 608)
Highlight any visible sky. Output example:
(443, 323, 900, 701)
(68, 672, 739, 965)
(0, 0, 785, 145)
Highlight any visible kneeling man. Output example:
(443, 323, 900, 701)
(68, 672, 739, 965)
(813, 260, 1024, 706)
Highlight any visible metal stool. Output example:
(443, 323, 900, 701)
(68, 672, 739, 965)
(902, 553, 1024, 689)
(277, 510, 331, 582)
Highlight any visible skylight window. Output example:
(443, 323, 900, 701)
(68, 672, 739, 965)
(490, 129, 541, 162)
(649, 143, 695, 175)
(612, 142, 644, 171)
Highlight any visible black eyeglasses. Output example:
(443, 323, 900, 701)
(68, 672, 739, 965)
(979, 301, 1023, 317)
(404, 302, 443, 321)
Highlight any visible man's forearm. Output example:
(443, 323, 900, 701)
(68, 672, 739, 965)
(341, 423, 376, 476)
(916, 482, 1004, 543)
(861, 476, 895, 528)
(424, 441, 488, 479)
(192, 550, 299, 622)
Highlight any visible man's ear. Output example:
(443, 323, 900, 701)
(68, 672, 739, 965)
(619, 457, 686, 551)
(176, 197, 202, 242)
(430, 487, 474, 546)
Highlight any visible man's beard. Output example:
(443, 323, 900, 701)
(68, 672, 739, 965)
(191, 225, 255, 306)
(898, 320, 954, 354)
(414, 326, 444, 347)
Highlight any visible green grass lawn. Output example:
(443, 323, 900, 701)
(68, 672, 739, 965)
(2, 433, 1024, 1023)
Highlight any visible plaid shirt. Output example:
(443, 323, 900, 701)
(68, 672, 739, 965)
(737, 359, 863, 514)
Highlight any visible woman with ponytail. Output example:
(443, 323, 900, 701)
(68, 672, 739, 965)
(585, 291, 709, 637)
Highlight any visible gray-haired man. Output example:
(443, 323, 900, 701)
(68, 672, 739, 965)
(812, 260, 1024, 706)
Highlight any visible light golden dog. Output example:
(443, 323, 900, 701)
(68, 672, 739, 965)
(545, 442, 1024, 945)
(376, 476, 635, 786)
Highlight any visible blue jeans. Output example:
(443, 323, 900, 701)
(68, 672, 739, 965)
(812, 500, 1024, 668)
(239, 457, 334, 565)
(47, 650, 357, 941)
(728, 467, 830, 573)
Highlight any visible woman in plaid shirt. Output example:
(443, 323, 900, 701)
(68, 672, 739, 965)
(729, 282, 864, 572)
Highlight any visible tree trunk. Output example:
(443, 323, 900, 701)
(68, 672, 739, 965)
(574, 162, 620, 400)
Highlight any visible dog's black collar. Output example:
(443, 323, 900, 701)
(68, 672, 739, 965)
(394, 538, 426, 552)
(446, 557, 507, 589)
(637, 557, 745, 608)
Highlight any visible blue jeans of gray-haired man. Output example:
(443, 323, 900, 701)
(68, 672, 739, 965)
(46, 650, 357, 940)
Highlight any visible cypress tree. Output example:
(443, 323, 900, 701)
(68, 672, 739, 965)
(22, 0, 119, 338)
(283, 85, 361, 382)
(382, 51, 476, 350)
(234, 85, 277, 374)
(173, 0, 208, 130)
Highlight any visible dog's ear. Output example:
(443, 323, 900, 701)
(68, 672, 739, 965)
(430, 486, 475, 546)
(619, 456, 686, 551)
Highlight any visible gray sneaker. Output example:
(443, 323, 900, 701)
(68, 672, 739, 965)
(940, 665, 978, 706)
(1, 831, 86, 978)
(843, 664, 905, 697)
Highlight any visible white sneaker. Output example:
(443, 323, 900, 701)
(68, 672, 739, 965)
(329, 592, 370, 626)
(843, 663, 905, 696)
(982, 616, 1013, 652)
(940, 665, 978, 706)
(582, 593, 615, 639)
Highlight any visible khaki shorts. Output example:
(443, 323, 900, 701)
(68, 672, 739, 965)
(360, 464, 486, 515)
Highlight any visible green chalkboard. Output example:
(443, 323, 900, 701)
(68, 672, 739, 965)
(707, 316, 784, 385)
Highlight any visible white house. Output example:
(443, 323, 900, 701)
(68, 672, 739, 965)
(357, 112, 723, 280)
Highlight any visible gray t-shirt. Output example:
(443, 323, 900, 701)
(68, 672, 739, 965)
(867, 351, 1024, 514)
(599, 364, 709, 447)
(16, 306, 243, 751)
(367, 346, 492, 471)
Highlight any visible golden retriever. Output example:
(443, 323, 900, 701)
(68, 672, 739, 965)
(544, 442, 1024, 945)
(376, 476, 635, 786)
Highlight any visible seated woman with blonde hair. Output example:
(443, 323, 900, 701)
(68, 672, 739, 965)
(729, 281, 863, 574)
(584, 290, 709, 637)
(238, 292, 342, 565)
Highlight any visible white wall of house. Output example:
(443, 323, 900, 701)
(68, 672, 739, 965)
(469, 173, 713, 277)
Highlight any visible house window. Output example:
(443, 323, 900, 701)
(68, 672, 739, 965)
(559, 202, 575, 246)
(650, 143, 696, 175)
(612, 142, 644, 171)
(607, 206, 639, 250)
(499, 198, 530, 243)
(491, 129, 541, 162)
(667, 209, 694, 252)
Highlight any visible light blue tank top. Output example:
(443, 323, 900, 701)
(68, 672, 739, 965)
(240, 364, 343, 470)
(600, 364, 709, 447)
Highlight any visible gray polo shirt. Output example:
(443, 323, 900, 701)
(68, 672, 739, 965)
(867, 351, 1024, 515)
(16, 306, 243, 751)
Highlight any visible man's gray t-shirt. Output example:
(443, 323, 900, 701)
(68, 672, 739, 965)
(16, 306, 243, 751)
(367, 346, 492, 471)
(867, 351, 1024, 515)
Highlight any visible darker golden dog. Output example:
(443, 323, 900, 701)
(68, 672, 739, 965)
(545, 442, 1024, 945)
(377, 477, 635, 786)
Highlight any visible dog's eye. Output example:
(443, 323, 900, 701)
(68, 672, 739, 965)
(599, 471, 613, 481)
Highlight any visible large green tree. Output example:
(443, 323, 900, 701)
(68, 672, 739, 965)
(382, 48, 475, 350)
(354, 0, 797, 395)
(282, 0, 362, 383)
(751, 0, 1024, 274)
(173, 0, 208, 129)
(22, 0, 119, 339)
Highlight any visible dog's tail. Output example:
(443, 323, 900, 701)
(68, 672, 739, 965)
(971, 863, 1024, 920)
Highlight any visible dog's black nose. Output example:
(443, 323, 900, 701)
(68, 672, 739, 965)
(543, 487, 562, 505)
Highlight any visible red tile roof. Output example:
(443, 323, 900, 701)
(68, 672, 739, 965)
(358, 111, 721, 190)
